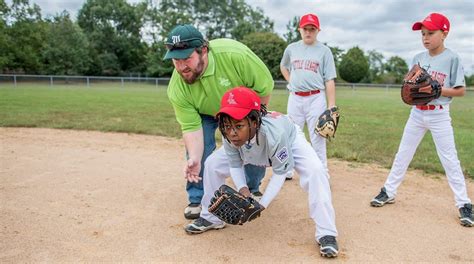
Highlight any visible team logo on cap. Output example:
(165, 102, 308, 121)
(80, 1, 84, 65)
(172, 35, 180, 43)
(227, 92, 237, 105)
(308, 15, 315, 21)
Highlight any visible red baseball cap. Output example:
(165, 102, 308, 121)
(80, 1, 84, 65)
(217, 86, 261, 120)
(299, 13, 320, 29)
(412, 13, 450, 31)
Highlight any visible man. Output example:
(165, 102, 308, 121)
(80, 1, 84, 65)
(280, 13, 338, 177)
(164, 24, 274, 219)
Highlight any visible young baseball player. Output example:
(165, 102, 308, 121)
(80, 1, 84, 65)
(370, 13, 473, 227)
(184, 87, 340, 258)
(280, 13, 338, 178)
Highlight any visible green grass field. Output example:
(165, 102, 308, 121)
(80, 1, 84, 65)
(1, 83, 473, 178)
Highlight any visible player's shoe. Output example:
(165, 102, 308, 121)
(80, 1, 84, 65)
(318, 235, 338, 258)
(370, 187, 395, 207)
(459, 203, 473, 227)
(251, 191, 263, 202)
(184, 203, 201, 220)
(184, 217, 226, 234)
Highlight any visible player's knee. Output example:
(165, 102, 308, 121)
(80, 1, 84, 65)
(308, 157, 324, 173)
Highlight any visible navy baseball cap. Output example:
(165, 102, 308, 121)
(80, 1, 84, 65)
(163, 24, 205, 60)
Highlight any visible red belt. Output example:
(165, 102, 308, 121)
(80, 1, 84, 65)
(416, 105, 443, 110)
(294, 90, 320, 96)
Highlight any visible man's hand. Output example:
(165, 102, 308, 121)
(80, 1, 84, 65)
(182, 129, 204, 183)
(184, 158, 201, 183)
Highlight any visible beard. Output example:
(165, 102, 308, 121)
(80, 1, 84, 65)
(178, 54, 205, 84)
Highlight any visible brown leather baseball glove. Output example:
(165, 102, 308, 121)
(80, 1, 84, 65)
(401, 64, 442, 105)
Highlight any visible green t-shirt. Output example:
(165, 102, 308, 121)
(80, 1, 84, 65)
(167, 38, 274, 133)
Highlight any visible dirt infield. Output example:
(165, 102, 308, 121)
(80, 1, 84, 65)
(1, 127, 473, 262)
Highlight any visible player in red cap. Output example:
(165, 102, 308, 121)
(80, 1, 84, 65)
(185, 86, 340, 258)
(371, 13, 473, 227)
(280, 13, 338, 180)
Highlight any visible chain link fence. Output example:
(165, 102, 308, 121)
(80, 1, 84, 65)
(0, 74, 171, 88)
(2, 74, 471, 91)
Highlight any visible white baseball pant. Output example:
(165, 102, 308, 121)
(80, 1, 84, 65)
(199, 130, 338, 240)
(384, 105, 471, 208)
(287, 92, 328, 173)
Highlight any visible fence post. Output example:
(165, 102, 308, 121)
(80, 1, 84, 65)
(50, 76, 53, 87)
(13, 75, 17, 87)
(155, 78, 158, 89)
(121, 78, 124, 88)
(87, 77, 90, 87)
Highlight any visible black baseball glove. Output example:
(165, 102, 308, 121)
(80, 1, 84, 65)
(208, 184, 264, 225)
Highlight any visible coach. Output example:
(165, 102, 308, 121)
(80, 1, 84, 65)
(164, 24, 274, 219)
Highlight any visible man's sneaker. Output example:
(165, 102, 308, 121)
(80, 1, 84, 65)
(251, 191, 263, 202)
(318, 235, 338, 258)
(370, 187, 395, 207)
(184, 203, 201, 220)
(184, 217, 226, 234)
(459, 203, 473, 227)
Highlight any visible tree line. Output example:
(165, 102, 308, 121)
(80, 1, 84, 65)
(1, 0, 473, 85)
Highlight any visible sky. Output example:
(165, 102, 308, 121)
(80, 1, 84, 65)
(246, 0, 474, 74)
(8, 0, 474, 74)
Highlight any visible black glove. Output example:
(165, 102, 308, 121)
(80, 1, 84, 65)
(209, 184, 264, 225)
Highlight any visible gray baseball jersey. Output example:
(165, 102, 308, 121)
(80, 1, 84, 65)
(223, 112, 296, 175)
(412, 48, 466, 105)
(280, 40, 337, 92)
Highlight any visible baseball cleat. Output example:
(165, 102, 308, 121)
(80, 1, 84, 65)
(318, 235, 338, 258)
(459, 203, 473, 227)
(184, 203, 201, 220)
(370, 187, 395, 207)
(184, 217, 226, 234)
